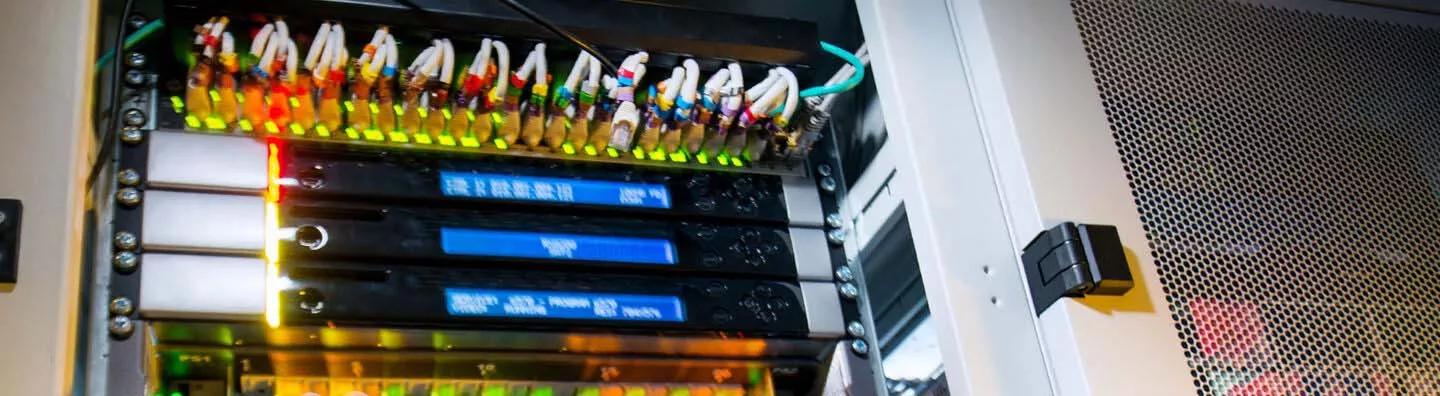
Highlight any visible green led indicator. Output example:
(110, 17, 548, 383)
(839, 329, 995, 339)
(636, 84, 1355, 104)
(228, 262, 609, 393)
(239, 119, 254, 132)
(289, 123, 305, 136)
(562, 143, 576, 155)
(315, 125, 332, 138)
(584, 145, 599, 156)
(414, 133, 433, 144)
(344, 100, 356, 113)
(363, 129, 385, 141)
(170, 96, 185, 114)
(625, 388, 646, 396)
(435, 384, 457, 396)
(528, 386, 554, 396)
(345, 127, 360, 139)
(731, 157, 744, 167)
(669, 151, 687, 163)
(648, 150, 665, 161)
(438, 135, 457, 146)
(208, 90, 220, 103)
(385, 384, 405, 396)
(668, 389, 691, 396)
(389, 131, 410, 143)
(184, 115, 201, 129)
(493, 138, 509, 150)
(718, 154, 731, 166)
(482, 385, 508, 396)
(697, 152, 709, 164)
(631, 147, 645, 159)
(204, 117, 226, 130)
(460, 136, 481, 147)
(606, 147, 620, 158)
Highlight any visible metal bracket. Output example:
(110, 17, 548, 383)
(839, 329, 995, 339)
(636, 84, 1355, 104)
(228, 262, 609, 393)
(1021, 222, 1134, 315)
(0, 199, 21, 284)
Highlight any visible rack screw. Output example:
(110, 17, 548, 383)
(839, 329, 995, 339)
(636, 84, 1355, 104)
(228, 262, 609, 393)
(835, 265, 855, 282)
(819, 177, 837, 193)
(125, 52, 146, 69)
(123, 109, 146, 127)
(120, 129, 144, 144)
(839, 282, 860, 299)
(825, 213, 844, 228)
(113, 251, 138, 272)
(850, 339, 869, 355)
(123, 69, 147, 86)
(847, 321, 867, 338)
(117, 169, 141, 186)
(113, 232, 138, 250)
(115, 188, 141, 207)
(826, 229, 846, 245)
(817, 164, 833, 177)
(109, 296, 134, 316)
(108, 316, 134, 338)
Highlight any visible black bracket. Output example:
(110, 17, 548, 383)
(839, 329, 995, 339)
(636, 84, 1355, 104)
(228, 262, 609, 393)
(1021, 222, 1133, 315)
(0, 199, 21, 284)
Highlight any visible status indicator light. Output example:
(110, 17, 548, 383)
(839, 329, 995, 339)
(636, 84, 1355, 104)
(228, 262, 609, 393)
(668, 389, 691, 396)
(697, 152, 709, 164)
(288, 97, 300, 109)
(648, 150, 665, 161)
(562, 143, 576, 155)
(289, 123, 304, 136)
(438, 135, 457, 146)
(482, 385, 507, 396)
(239, 120, 254, 132)
(731, 157, 744, 167)
(718, 154, 731, 166)
(344, 101, 355, 113)
(414, 133, 432, 144)
(606, 147, 620, 158)
(577, 387, 601, 396)
(170, 96, 185, 114)
(369, 103, 381, 114)
(264, 121, 280, 134)
(345, 127, 359, 139)
(388, 131, 410, 143)
(363, 130, 385, 141)
(442, 108, 453, 119)
(315, 125, 331, 138)
(393, 105, 404, 116)
(584, 145, 598, 156)
(632, 148, 645, 159)
(208, 90, 220, 103)
(669, 151, 687, 163)
(494, 139, 509, 150)
(184, 115, 201, 129)
(460, 136, 481, 147)
(529, 387, 555, 396)
(204, 117, 226, 130)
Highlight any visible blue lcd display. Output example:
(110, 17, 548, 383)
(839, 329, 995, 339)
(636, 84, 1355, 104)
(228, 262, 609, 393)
(440, 228, 677, 265)
(445, 288, 686, 322)
(439, 171, 671, 209)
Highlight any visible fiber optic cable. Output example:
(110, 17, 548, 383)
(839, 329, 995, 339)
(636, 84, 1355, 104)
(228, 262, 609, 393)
(639, 65, 683, 153)
(242, 25, 279, 130)
(265, 20, 295, 129)
(498, 45, 538, 145)
(566, 53, 603, 149)
(545, 51, 587, 150)
(520, 43, 549, 148)
(674, 59, 702, 153)
(317, 23, 346, 132)
(473, 40, 510, 142)
(607, 52, 648, 151)
(401, 43, 438, 134)
(216, 31, 239, 125)
(373, 34, 400, 134)
(450, 38, 493, 140)
(704, 63, 744, 156)
(347, 25, 388, 132)
(587, 75, 618, 152)
(422, 38, 456, 140)
(185, 17, 226, 125)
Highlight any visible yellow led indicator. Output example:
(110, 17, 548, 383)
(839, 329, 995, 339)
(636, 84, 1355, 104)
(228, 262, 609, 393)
(606, 147, 620, 158)
(363, 129, 385, 141)
(562, 143, 576, 155)
(718, 154, 731, 166)
(393, 105, 404, 116)
(289, 123, 304, 136)
(264, 121, 280, 134)
(315, 125, 331, 137)
(460, 136, 481, 147)
(208, 90, 220, 103)
(413, 133, 432, 144)
(344, 101, 355, 113)
(184, 115, 201, 129)
(466, 111, 476, 122)
(204, 117, 226, 130)
(170, 96, 185, 113)
(697, 152, 710, 164)
(584, 145, 598, 156)
(648, 150, 665, 161)
(493, 139, 509, 150)
(441, 108, 453, 120)
(345, 127, 359, 139)
(669, 151, 687, 163)
(288, 97, 300, 108)
(388, 131, 410, 143)
(731, 157, 744, 167)
(239, 120, 254, 132)
(417, 108, 429, 118)
(438, 135, 456, 146)
(490, 112, 504, 126)
(632, 148, 645, 159)
(369, 103, 381, 114)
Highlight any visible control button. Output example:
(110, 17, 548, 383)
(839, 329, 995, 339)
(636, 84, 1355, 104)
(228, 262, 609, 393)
(705, 282, 727, 297)
(740, 297, 760, 311)
(757, 310, 778, 323)
(753, 285, 774, 297)
(732, 177, 756, 194)
(768, 297, 791, 310)
(761, 242, 782, 254)
(693, 226, 718, 241)
(701, 253, 725, 268)
(740, 229, 762, 244)
(735, 197, 759, 213)
(695, 197, 717, 212)
(687, 174, 711, 189)
(744, 251, 767, 267)
(711, 308, 734, 324)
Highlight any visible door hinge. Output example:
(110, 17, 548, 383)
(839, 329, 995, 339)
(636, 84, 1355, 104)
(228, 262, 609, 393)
(1021, 222, 1133, 315)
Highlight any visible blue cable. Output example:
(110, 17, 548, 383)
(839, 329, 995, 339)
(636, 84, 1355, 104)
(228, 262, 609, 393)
(799, 41, 864, 98)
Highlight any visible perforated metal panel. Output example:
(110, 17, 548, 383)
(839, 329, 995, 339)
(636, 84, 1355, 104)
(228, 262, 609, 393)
(1071, 0, 1440, 394)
